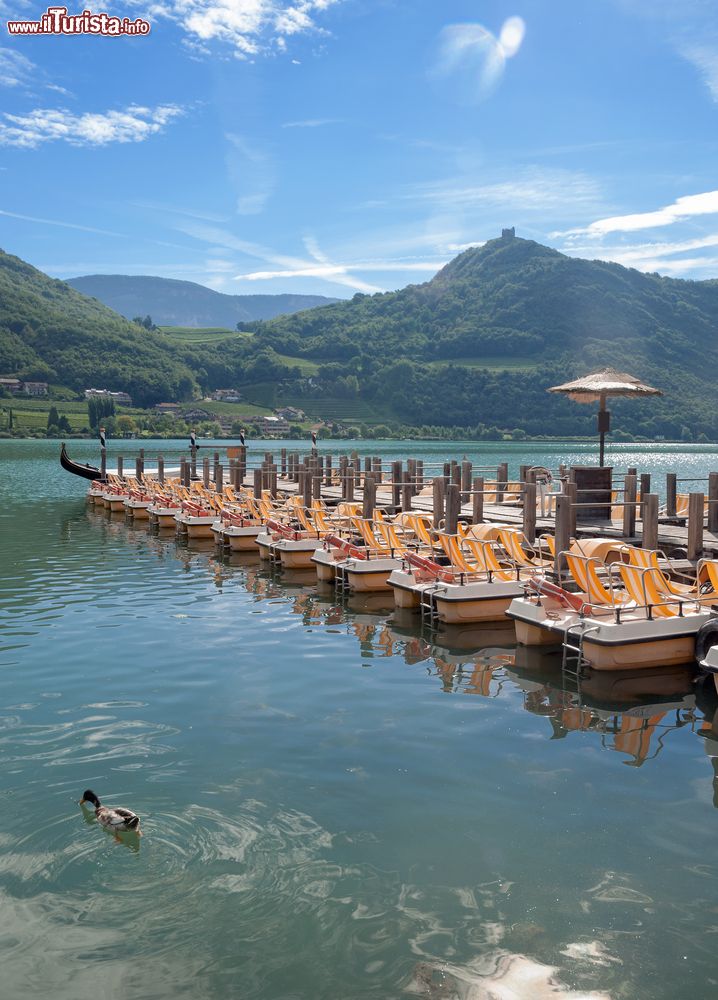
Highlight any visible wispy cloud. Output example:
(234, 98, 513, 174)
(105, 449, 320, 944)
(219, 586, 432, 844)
(404, 167, 603, 215)
(0, 207, 125, 237)
(614, 0, 718, 103)
(174, 219, 444, 292)
(281, 118, 341, 128)
(0, 103, 184, 148)
(431, 16, 526, 102)
(0, 47, 73, 96)
(225, 133, 275, 215)
(138, 0, 339, 58)
(680, 45, 718, 101)
(557, 189, 718, 237)
(0, 47, 34, 88)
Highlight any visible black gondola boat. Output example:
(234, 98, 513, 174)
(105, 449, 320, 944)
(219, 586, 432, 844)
(60, 442, 103, 481)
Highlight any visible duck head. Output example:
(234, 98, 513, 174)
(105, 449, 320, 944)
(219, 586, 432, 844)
(79, 789, 101, 808)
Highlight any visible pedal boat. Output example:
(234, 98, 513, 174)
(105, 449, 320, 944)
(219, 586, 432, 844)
(211, 511, 263, 552)
(255, 518, 323, 568)
(124, 492, 152, 520)
(147, 499, 181, 529)
(507, 560, 717, 671)
(102, 486, 129, 512)
(86, 484, 105, 506)
(175, 501, 217, 539)
(311, 533, 374, 582)
(389, 549, 530, 623)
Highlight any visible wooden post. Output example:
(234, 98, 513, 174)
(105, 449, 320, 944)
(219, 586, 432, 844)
(215, 463, 223, 494)
(666, 473, 677, 518)
(640, 473, 651, 501)
(443, 461, 451, 480)
(190, 442, 197, 481)
(182, 458, 190, 488)
(496, 462, 508, 503)
(407, 458, 417, 497)
(688, 492, 705, 561)
(135, 456, 142, 482)
(642, 494, 658, 551)
(213, 453, 220, 487)
(362, 474, 376, 520)
(451, 464, 461, 490)
(523, 481, 537, 544)
(253, 467, 263, 498)
(402, 470, 412, 512)
(201, 457, 208, 489)
(280, 448, 287, 477)
(238, 446, 247, 486)
(709, 473, 718, 535)
(325, 454, 332, 487)
(623, 474, 637, 538)
(339, 456, 347, 498)
(472, 476, 484, 523)
(346, 463, 355, 502)
(433, 476, 445, 527)
(313, 469, 322, 505)
(117, 455, 123, 479)
(392, 460, 402, 508)
(157, 455, 164, 484)
(372, 457, 382, 482)
(519, 464, 529, 482)
(554, 495, 571, 582)
(567, 481, 577, 539)
(460, 460, 472, 504)
(100, 449, 107, 479)
(445, 483, 460, 535)
(416, 460, 424, 488)
(271, 464, 278, 500)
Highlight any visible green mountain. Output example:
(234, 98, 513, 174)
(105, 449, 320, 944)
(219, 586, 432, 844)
(3, 235, 718, 440)
(66, 274, 340, 327)
(0, 249, 201, 404)
(249, 234, 718, 373)
(240, 234, 718, 438)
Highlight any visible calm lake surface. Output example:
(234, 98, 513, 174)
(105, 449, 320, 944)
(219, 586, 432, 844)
(2, 439, 718, 999)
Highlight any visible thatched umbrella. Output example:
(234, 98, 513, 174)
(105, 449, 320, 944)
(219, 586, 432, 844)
(548, 367, 662, 466)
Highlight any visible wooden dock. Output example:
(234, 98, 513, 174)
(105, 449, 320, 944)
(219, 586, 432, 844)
(103, 444, 718, 564)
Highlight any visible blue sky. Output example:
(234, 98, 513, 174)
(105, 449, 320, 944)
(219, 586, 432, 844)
(1, 0, 718, 296)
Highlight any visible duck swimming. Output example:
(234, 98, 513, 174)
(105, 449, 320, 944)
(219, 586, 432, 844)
(79, 789, 141, 837)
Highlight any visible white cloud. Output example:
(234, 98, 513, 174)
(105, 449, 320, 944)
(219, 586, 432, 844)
(140, 0, 339, 58)
(680, 45, 718, 101)
(281, 118, 340, 128)
(0, 104, 184, 148)
(225, 132, 275, 215)
(0, 207, 125, 236)
(432, 16, 525, 101)
(0, 47, 34, 88)
(558, 189, 718, 237)
(405, 167, 602, 215)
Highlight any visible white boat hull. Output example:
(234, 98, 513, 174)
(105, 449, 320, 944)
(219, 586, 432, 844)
(507, 596, 711, 670)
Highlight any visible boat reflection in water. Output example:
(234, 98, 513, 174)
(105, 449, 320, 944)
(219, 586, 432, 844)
(84, 502, 717, 785)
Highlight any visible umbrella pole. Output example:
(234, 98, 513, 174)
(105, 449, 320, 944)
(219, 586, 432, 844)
(597, 393, 609, 468)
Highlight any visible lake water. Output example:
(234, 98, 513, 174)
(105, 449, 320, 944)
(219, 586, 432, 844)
(2, 439, 718, 999)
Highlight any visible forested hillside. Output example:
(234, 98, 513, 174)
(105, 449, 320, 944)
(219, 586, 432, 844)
(3, 237, 718, 439)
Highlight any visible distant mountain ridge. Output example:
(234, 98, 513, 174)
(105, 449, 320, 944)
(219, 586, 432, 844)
(66, 274, 341, 327)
